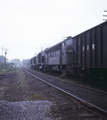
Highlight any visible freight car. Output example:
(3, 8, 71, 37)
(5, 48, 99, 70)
(69, 21, 107, 79)
(30, 21, 107, 79)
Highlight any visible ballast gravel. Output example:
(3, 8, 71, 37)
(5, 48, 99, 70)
(0, 100, 53, 120)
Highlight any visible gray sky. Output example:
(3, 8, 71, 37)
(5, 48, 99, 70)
(0, 0, 107, 61)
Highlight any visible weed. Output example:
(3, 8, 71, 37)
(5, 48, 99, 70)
(29, 93, 45, 100)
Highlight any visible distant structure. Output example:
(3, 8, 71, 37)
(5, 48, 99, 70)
(23, 59, 30, 66)
(11, 59, 20, 65)
(0, 55, 7, 64)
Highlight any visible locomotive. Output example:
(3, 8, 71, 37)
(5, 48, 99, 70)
(30, 21, 107, 79)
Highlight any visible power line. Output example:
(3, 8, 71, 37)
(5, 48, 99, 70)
(104, 10, 107, 12)
(103, 10, 107, 21)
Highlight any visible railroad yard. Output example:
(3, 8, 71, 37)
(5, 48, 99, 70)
(0, 67, 107, 120)
(1, 1, 107, 120)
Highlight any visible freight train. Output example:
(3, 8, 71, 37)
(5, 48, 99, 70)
(30, 21, 107, 79)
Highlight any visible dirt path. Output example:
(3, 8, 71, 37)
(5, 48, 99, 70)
(0, 69, 48, 101)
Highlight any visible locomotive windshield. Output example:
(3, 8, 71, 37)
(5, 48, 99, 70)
(65, 39, 72, 45)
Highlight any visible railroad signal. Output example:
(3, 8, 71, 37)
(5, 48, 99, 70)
(2, 46, 9, 63)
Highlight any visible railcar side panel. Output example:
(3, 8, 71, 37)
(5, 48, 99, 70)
(81, 33, 86, 67)
(91, 28, 96, 67)
(95, 25, 101, 68)
(47, 50, 61, 65)
(78, 35, 82, 67)
(73, 37, 77, 67)
(61, 42, 66, 65)
(85, 30, 91, 67)
(101, 22, 107, 67)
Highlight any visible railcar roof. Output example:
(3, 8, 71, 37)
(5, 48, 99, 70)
(45, 36, 72, 54)
(72, 21, 107, 38)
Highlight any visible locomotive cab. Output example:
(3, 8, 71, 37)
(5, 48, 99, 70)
(62, 36, 75, 74)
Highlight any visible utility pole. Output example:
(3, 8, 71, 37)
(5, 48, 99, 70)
(103, 10, 107, 21)
(2, 46, 3, 63)
(4, 48, 9, 63)
(5, 49, 7, 63)
(2, 46, 9, 64)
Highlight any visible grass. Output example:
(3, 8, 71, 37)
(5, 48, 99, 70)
(0, 63, 21, 74)
(0, 66, 47, 101)
(17, 70, 46, 101)
(28, 93, 45, 100)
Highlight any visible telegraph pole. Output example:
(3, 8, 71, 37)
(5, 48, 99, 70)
(2, 46, 9, 64)
(4, 48, 9, 63)
(5, 49, 7, 63)
(103, 10, 107, 21)
(2, 46, 3, 63)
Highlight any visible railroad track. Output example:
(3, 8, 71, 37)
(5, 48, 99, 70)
(25, 67, 107, 95)
(23, 67, 107, 119)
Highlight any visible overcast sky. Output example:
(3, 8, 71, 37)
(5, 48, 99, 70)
(0, 0, 107, 61)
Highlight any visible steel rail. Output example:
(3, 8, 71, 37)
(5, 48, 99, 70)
(23, 68, 107, 119)
(25, 67, 107, 95)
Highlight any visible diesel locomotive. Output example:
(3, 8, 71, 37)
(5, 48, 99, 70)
(30, 21, 107, 79)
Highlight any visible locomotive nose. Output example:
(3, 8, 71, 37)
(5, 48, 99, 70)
(66, 44, 73, 53)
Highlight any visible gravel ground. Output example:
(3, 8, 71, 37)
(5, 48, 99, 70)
(0, 68, 101, 120)
(0, 100, 53, 120)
